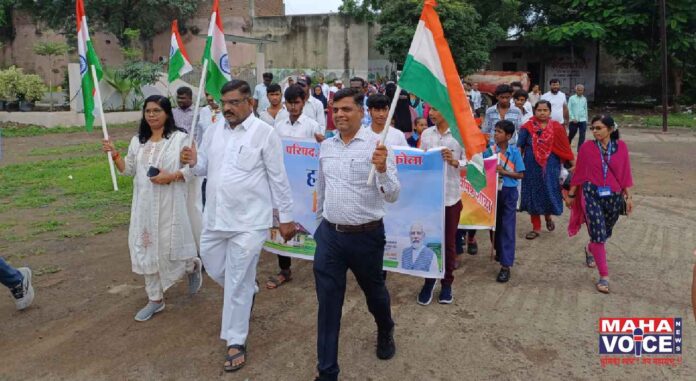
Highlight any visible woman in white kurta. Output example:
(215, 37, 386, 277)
(102, 95, 201, 322)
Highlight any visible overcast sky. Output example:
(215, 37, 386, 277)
(285, 0, 342, 14)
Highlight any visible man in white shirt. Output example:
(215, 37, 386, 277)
(181, 79, 296, 372)
(275, 85, 324, 138)
(258, 83, 288, 127)
(318, 75, 330, 99)
(365, 94, 408, 147)
(196, 92, 223, 148)
(540, 78, 569, 127)
(470, 82, 483, 116)
(417, 107, 466, 306)
(296, 76, 327, 130)
(252, 72, 273, 115)
(328, 79, 343, 95)
(265, 85, 324, 290)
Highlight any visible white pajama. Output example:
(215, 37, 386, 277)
(194, 114, 293, 347)
(143, 260, 196, 301)
(144, 274, 163, 301)
(200, 228, 268, 346)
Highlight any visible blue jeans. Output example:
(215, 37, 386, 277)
(0, 257, 23, 289)
(313, 220, 394, 381)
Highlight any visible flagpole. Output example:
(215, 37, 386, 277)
(367, 84, 402, 185)
(188, 59, 209, 147)
(91, 65, 119, 191)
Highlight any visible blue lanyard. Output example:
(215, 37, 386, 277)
(597, 141, 612, 185)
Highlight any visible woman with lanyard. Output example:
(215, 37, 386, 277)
(518, 100, 575, 240)
(566, 115, 633, 293)
(102, 95, 202, 321)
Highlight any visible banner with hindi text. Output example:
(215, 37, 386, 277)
(264, 139, 446, 279)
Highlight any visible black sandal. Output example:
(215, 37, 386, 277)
(546, 219, 555, 232)
(224, 344, 247, 372)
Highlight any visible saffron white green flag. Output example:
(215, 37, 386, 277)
(168, 20, 193, 83)
(202, 0, 231, 99)
(398, 0, 488, 191)
(76, 0, 103, 131)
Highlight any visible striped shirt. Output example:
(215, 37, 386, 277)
(482, 105, 523, 145)
(317, 127, 400, 225)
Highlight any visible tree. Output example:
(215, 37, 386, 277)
(15, 0, 199, 57)
(375, 0, 505, 75)
(517, 0, 696, 101)
(33, 41, 70, 111)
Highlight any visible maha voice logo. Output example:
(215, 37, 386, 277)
(598, 317, 682, 368)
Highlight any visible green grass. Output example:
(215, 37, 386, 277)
(30, 220, 65, 235)
(0, 122, 137, 137)
(28, 141, 129, 157)
(614, 113, 696, 129)
(0, 147, 133, 242)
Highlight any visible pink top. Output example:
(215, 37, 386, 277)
(568, 139, 633, 237)
(571, 139, 633, 193)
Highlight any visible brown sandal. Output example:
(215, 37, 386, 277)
(525, 231, 540, 240)
(266, 271, 292, 289)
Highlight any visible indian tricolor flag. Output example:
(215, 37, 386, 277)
(399, 0, 488, 190)
(76, 0, 103, 132)
(168, 20, 193, 83)
(202, 0, 231, 99)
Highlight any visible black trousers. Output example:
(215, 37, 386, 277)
(277, 255, 291, 271)
(568, 121, 587, 150)
(313, 220, 394, 380)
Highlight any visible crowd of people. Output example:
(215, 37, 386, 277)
(2, 72, 637, 380)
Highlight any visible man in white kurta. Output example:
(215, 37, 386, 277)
(181, 80, 295, 371)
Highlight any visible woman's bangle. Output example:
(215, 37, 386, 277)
(111, 151, 120, 160)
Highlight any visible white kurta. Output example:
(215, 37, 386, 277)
(122, 130, 197, 291)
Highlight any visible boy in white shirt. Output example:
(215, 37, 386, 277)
(365, 94, 408, 147)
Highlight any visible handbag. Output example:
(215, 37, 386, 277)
(607, 162, 628, 216)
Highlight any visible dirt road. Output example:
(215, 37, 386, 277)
(1, 127, 695, 380)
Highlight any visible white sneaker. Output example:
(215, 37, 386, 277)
(134, 301, 165, 322)
(188, 258, 203, 295)
(12, 267, 34, 311)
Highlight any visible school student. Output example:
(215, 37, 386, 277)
(487, 120, 525, 282)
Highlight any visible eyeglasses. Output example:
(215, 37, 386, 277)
(220, 97, 249, 107)
(144, 109, 164, 115)
(589, 126, 606, 131)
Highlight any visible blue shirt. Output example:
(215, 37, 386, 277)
(485, 143, 525, 188)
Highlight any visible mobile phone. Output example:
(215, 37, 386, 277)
(147, 166, 160, 177)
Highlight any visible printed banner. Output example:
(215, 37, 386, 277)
(264, 139, 446, 279)
(458, 156, 499, 230)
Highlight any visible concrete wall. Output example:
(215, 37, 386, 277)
(251, 15, 390, 82)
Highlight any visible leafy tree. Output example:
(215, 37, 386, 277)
(338, 0, 383, 22)
(33, 41, 70, 110)
(375, 0, 505, 75)
(15, 0, 198, 57)
(518, 0, 696, 100)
